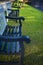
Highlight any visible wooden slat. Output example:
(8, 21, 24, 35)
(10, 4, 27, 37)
(0, 42, 3, 51)
(0, 24, 22, 54)
(6, 42, 11, 54)
(11, 42, 16, 53)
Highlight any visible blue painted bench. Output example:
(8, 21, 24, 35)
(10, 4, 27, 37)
(0, 7, 30, 65)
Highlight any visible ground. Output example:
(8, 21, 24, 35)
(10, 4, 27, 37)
(20, 4, 43, 65)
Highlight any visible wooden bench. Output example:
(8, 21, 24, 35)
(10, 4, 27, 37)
(0, 7, 30, 65)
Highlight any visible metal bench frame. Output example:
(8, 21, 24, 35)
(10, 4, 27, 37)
(0, 7, 30, 65)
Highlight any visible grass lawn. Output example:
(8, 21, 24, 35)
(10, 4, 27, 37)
(19, 4, 43, 65)
(0, 4, 43, 65)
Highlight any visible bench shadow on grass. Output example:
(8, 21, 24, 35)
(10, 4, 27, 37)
(24, 50, 43, 65)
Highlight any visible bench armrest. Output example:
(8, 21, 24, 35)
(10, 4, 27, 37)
(0, 35, 30, 43)
(5, 16, 25, 25)
(5, 16, 25, 21)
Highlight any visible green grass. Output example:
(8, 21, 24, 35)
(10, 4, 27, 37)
(0, 4, 43, 65)
(19, 5, 43, 65)
(7, 4, 43, 65)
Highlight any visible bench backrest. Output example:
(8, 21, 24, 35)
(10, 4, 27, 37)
(6, 1, 12, 15)
(0, 7, 7, 35)
(1, 3, 7, 11)
(0, 1, 12, 12)
(0, 2, 12, 19)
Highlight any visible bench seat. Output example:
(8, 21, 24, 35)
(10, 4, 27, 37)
(0, 25, 21, 55)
